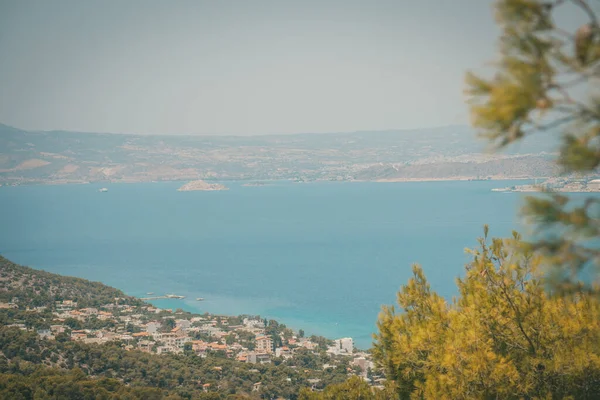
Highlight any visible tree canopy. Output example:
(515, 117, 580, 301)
(373, 229, 600, 399)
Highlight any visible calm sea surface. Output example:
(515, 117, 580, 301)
(0, 180, 535, 347)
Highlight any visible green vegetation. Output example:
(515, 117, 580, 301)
(0, 256, 141, 308)
(298, 376, 393, 400)
(0, 367, 165, 400)
(374, 230, 600, 398)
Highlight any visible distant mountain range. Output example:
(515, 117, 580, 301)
(0, 123, 562, 185)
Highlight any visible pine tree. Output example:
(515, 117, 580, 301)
(373, 228, 600, 399)
(466, 0, 600, 292)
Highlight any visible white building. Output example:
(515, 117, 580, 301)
(175, 319, 191, 330)
(154, 332, 191, 350)
(247, 352, 271, 364)
(146, 321, 161, 334)
(588, 179, 600, 191)
(275, 346, 293, 358)
(327, 337, 353, 355)
(243, 318, 264, 328)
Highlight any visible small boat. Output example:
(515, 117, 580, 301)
(146, 292, 154, 295)
(99, 188, 108, 192)
(196, 297, 204, 301)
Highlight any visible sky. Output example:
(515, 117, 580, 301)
(1, 0, 503, 135)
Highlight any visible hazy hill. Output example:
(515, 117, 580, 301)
(0, 123, 560, 185)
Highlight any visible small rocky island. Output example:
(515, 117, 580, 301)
(177, 180, 228, 191)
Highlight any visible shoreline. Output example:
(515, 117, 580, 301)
(141, 294, 372, 348)
(0, 176, 542, 187)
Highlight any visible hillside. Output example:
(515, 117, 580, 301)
(0, 257, 368, 399)
(0, 256, 140, 309)
(355, 154, 559, 181)
(0, 123, 560, 185)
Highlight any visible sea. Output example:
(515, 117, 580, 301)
(0, 180, 540, 348)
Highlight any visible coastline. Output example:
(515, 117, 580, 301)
(372, 176, 538, 183)
(0, 175, 544, 187)
(0, 179, 535, 350)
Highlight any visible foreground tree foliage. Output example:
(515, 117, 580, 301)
(298, 376, 393, 400)
(373, 229, 600, 399)
(0, 366, 164, 400)
(466, 0, 600, 291)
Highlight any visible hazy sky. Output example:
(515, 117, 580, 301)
(1, 0, 502, 135)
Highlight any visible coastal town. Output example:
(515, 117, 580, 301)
(2, 290, 380, 390)
(492, 177, 600, 193)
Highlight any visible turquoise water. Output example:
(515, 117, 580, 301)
(0, 180, 531, 348)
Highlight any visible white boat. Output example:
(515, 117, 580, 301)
(99, 188, 108, 192)
(196, 297, 204, 301)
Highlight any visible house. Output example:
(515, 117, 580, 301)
(97, 311, 113, 320)
(119, 334, 134, 342)
(68, 310, 85, 321)
(588, 179, 600, 190)
(299, 339, 318, 351)
(71, 331, 87, 341)
(208, 342, 227, 352)
(175, 319, 191, 330)
(37, 329, 53, 339)
(156, 345, 177, 355)
(154, 332, 191, 350)
(170, 326, 188, 337)
(80, 308, 98, 316)
(146, 321, 161, 334)
(327, 337, 353, 355)
(50, 325, 66, 334)
(138, 340, 155, 353)
(275, 346, 293, 358)
(192, 340, 208, 356)
(243, 318, 263, 328)
(55, 300, 77, 312)
(247, 352, 271, 364)
(255, 336, 273, 354)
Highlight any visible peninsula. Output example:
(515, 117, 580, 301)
(177, 180, 228, 191)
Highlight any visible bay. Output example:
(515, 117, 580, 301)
(0, 180, 532, 348)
